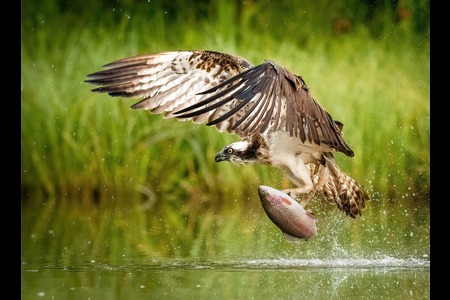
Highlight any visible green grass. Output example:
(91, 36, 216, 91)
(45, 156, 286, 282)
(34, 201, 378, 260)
(21, 1, 429, 261)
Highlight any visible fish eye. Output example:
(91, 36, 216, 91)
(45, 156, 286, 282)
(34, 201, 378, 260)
(227, 148, 233, 154)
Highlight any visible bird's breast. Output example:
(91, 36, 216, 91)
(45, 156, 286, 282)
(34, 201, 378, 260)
(263, 131, 323, 166)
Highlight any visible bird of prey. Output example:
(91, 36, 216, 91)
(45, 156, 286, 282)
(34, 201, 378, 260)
(86, 50, 369, 218)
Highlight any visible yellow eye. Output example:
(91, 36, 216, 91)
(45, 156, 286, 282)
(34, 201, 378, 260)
(227, 148, 233, 154)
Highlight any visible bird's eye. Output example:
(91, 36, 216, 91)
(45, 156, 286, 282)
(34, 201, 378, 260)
(227, 148, 233, 154)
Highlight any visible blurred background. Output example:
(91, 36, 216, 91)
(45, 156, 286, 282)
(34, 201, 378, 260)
(21, 0, 429, 262)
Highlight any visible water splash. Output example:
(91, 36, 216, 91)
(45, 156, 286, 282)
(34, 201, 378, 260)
(240, 256, 429, 269)
(53, 255, 428, 272)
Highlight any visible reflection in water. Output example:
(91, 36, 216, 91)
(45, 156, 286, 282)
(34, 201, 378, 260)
(22, 257, 429, 299)
(21, 193, 430, 299)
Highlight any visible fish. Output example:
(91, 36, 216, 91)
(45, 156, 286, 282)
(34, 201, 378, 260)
(258, 185, 317, 242)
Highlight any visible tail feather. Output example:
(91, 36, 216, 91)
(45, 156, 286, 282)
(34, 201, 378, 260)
(321, 155, 369, 218)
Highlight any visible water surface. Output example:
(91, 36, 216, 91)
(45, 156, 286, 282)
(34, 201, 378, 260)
(21, 193, 430, 299)
(22, 256, 429, 299)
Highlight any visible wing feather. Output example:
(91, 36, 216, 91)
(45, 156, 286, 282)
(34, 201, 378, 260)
(86, 51, 354, 156)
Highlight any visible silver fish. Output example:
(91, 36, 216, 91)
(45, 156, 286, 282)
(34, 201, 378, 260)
(258, 185, 317, 242)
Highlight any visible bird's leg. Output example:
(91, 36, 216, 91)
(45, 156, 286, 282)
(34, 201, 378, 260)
(282, 187, 312, 198)
(300, 163, 319, 204)
(300, 190, 316, 208)
(299, 163, 331, 208)
(280, 161, 314, 206)
(282, 188, 315, 208)
(282, 162, 331, 208)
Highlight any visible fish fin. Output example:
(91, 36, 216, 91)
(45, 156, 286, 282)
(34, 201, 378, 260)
(282, 232, 302, 243)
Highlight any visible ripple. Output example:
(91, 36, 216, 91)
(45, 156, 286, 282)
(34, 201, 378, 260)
(240, 257, 430, 269)
(24, 256, 429, 273)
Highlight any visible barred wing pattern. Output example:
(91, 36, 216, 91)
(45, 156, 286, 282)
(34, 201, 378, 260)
(176, 61, 353, 157)
(86, 50, 353, 157)
(86, 51, 253, 132)
(321, 155, 369, 219)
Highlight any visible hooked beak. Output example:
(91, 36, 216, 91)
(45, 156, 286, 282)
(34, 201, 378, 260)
(215, 152, 226, 163)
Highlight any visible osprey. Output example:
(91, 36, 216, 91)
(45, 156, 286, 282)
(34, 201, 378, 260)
(86, 50, 369, 218)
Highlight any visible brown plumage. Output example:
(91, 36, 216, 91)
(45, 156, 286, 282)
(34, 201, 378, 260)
(86, 50, 369, 218)
(312, 154, 369, 219)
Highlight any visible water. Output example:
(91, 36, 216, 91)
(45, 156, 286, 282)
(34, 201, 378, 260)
(22, 256, 429, 299)
(21, 194, 430, 299)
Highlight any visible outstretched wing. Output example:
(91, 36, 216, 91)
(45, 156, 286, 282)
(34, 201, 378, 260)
(86, 50, 253, 131)
(86, 50, 353, 156)
(175, 60, 353, 157)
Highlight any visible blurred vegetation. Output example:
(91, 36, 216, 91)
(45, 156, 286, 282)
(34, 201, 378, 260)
(21, 0, 429, 260)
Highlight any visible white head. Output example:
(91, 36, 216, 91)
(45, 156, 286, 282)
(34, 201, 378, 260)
(214, 140, 255, 165)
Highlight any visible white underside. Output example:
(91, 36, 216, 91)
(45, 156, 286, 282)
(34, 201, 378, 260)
(263, 131, 332, 193)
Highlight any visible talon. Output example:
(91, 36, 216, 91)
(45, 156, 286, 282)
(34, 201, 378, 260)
(281, 189, 293, 197)
(306, 209, 314, 216)
(300, 191, 316, 208)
